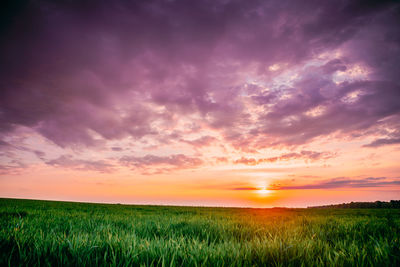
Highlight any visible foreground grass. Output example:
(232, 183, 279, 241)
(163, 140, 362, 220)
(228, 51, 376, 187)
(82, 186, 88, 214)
(0, 198, 399, 266)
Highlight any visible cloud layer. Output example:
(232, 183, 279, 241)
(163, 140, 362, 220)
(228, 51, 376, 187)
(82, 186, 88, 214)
(232, 177, 400, 190)
(234, 150, 335, 165)
(0, 0, 399, 175)
(269, 177, 400, 190)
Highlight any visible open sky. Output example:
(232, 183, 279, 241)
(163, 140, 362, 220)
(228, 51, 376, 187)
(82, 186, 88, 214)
(1, 0, 400, 207)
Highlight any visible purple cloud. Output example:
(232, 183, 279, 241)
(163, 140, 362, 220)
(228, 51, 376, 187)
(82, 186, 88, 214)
(234, 150, 335, 165)
(33, 150, 46, 160)
(181, 136, 217, 148)
(119, 154, 203, 174)
(364, 128, 400, 147)
(0, 160, 27, 175)
(269, 177, 400, 190)
(364, 138, 400, 148)
(0, 0, 399, 170)
(46, 155, 115, 173)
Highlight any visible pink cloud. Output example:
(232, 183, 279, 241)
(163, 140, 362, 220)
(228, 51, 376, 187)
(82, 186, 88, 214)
(234, 150, 335, 165)
(46, 155, 115, 173)
(0, 0, 399, 178)
(119, 154, 203, 174)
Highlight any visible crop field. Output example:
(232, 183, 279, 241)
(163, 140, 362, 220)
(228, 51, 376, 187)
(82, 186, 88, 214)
(0, 198, 399, 266)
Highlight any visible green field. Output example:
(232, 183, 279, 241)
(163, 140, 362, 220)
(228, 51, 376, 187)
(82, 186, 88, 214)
(0, 198, 399, 266)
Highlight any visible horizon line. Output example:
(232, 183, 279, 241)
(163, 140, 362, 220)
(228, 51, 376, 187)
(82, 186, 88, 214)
(2, 196, 398, 210)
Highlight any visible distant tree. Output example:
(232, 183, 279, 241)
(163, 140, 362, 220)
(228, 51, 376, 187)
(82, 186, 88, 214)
(308, 200, 400, 209)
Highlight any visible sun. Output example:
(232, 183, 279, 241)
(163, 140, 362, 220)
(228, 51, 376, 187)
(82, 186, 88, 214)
(257, 188, 270, 196)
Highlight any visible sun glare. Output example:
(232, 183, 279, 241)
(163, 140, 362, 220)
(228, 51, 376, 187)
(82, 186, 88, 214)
(257, 188, 270, 196)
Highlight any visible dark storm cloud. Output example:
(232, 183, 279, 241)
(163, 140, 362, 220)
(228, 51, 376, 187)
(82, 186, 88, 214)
(0, 0, 399, 153)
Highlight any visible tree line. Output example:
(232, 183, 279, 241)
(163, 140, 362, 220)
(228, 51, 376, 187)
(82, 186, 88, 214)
(309, 200, 400, 209)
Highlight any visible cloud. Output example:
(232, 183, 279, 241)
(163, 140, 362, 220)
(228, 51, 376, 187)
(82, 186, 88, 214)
(364, 137, 400, 148)
(181, 136, 217, 148)
(0, 136, 47, 161)
(234, 157, 258, 166)
(242, 78, 400, 149)
(232, 187, 258, 191)
(0, 160, 27, 175)
(33, 150, 46, 160)
(234, 150, 335, 165)
(46, 155, 115, 173)
(213, 156, 229, 163)
(0, 140, 11, 148)
(0, 0, 399, 171)
(119, 154, 203, 174)
(230, 176, 400, 191)
(269, 177, 400, 190)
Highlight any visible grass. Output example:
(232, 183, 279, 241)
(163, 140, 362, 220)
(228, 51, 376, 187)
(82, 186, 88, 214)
(0, 198, 399, 266)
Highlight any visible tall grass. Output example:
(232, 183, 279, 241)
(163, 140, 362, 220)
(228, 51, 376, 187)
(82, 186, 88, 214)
(0, 198, 399, 266)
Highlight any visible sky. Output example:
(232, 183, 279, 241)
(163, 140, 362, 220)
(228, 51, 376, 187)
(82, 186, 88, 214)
(1, 0, 400, 207)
